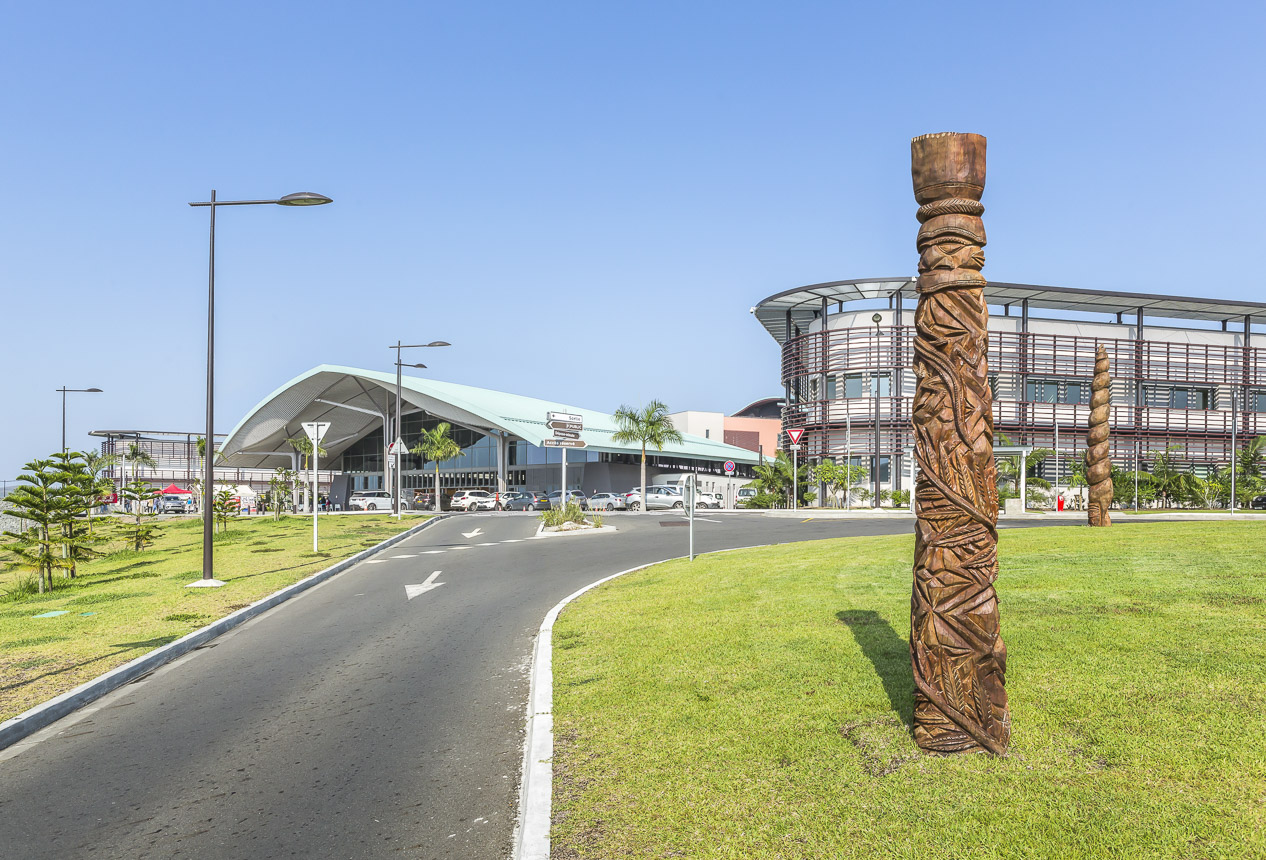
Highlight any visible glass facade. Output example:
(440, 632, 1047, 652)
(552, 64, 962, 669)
(336, 411, 756, 492)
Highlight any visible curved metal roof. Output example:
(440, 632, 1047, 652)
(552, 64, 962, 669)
(753, 277, 1266, 345)
(217, 365, 765, 469)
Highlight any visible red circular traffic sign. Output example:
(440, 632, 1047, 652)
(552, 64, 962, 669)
(724, 460, 735, 474)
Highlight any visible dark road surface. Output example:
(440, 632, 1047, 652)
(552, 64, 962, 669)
(0, 512, 1065, 859)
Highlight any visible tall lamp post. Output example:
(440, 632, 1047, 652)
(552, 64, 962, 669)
(57, 387, 103, 452)
(872, 312, 883, 507)
(188, 190, 332, 586)
(390, 341, 450, 518)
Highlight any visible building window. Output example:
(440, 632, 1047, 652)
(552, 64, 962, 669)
(826, 376, 838, 400)
(1024, 378, 1087, 404)
(1251, 391, 1266, 412)
(1170, 387, 1210, 410)
(873, 373, 891, 398)
(844, 374, 863, 399)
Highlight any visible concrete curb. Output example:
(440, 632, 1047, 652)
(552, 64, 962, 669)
(511, 560, 657, 860)
(0, 514, 452, 752)
(512, 540, 780, 860)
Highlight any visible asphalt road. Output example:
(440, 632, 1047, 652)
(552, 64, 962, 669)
(0, 511, 1045, 859)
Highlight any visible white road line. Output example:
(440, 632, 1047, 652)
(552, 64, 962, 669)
(478, 542, 498, 546)
(421, 550, 446, 554)
(501, 539, 522, 543)
(392, 554, 417, 558)
(366, 559, 388, 564)
(449, 546, 472, 551)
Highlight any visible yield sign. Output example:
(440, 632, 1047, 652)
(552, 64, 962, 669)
(302, 421, 331, 444)
(787, 428, 804, 445)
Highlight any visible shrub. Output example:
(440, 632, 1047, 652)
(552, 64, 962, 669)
(541, 501, 588, 527)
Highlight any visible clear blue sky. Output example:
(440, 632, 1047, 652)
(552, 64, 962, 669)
(2, 1, 1263, 478)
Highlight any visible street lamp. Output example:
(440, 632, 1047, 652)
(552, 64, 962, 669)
(872, 312, 883, 508)
(56, 387, 103, 452)
(188, 190, 332, 586)
(390, 341, 451, 518)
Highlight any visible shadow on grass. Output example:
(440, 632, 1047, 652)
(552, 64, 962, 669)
(836, 610, 914, 726)
(0, 635, 180, 692)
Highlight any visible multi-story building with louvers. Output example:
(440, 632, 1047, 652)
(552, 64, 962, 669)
(753, 278, 1266, 495)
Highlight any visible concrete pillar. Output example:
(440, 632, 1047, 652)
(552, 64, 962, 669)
(496, 433, 509, 493)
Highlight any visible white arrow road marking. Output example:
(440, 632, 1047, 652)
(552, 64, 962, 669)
(405, 570, 445, 600)
(461, 527, 484, 539)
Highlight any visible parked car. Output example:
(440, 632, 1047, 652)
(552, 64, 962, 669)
(494, 491, 524, 510)
(736, 487, 759, 508)
(695, 492, 722, 509)
(1251, 494, 1266, 510)
(588, 492, 627, 511)
(451, 490, 497, 512)
(348, 490, 395, 511)
(547, 490, 589, 510)
(506, 491, 552, 511)
(158, 495, 189, 514)
(625, 485, 685, 511)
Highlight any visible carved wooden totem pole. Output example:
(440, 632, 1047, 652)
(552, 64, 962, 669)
(909, 132, 1010, 755)
(1086, 345, 1114, 526)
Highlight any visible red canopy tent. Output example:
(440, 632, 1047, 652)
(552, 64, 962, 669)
(161, 484, 191, 495)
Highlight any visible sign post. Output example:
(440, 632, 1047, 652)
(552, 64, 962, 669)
(388, 436, 407, 519)
(302, 421, 330, 552)
(688, 471, 695, 561)
(787, 428, 804, 510)
(546, 412, 584, 506)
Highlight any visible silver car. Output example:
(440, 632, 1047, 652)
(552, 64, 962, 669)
(546, 490, 589, 510)
(625, 485, 685, 511)
(588, 492, 627, 511)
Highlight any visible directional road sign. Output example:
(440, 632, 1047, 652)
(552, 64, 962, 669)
(547, 420, 583, 432)
(550, 429, 581, 440)
(547, 411, 583, 424)
(543, 438, 587, 448)
(302, 421, 331, 444)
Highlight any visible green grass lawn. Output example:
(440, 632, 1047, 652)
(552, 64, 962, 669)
(551, 523, 1266, 859)
(0, 514, 422, 722)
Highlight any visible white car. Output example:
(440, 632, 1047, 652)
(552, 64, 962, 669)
(588, 492, 627, 511)
(348, 490, 394, 511)
(451, 490, 497, 512)
(736, 487, 759, 508)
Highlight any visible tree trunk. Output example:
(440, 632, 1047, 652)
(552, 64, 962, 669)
(639, 447, 647, 513)
(909, 132, 1009, 755)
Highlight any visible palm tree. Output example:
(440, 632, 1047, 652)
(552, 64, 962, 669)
(126, 443, 157, 482)
(80, 450, 118, 534)
(411, 423, 463, 512)
(287, 436, 328, 512)
(611, 400, 684, 512)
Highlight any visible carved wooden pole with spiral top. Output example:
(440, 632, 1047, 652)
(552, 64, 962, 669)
(1086, 345, 1114, 526)
(909, 132, 1010, 755)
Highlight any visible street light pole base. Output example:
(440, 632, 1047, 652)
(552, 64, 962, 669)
(186, 578, 227, 588)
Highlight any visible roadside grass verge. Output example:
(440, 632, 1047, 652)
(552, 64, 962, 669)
(551, 522, 1266, 859)
(0, 514, 423, 722)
